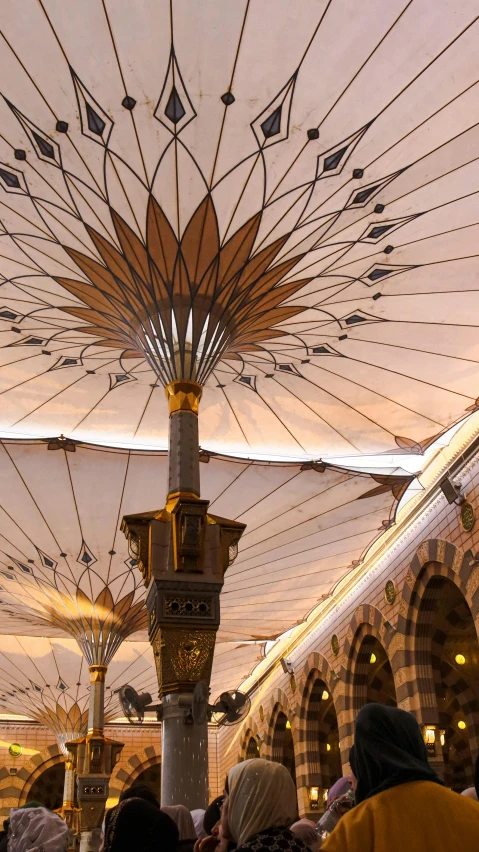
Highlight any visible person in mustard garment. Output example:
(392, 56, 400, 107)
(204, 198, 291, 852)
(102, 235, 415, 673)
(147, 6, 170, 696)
(320, 703, 479, 852)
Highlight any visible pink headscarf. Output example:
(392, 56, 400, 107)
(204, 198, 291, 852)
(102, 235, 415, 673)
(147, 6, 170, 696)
(326, 776, 353, 807)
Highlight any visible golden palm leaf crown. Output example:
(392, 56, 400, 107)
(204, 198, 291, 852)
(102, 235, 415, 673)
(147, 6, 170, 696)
(55, 195, 310, 384)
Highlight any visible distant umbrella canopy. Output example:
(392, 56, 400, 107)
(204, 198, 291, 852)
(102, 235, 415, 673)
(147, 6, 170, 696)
(0, 635, 156, 751)
(0, 1, 477, 456)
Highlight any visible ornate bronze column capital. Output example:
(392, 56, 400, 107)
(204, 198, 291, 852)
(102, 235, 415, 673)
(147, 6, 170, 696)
(152, 628, 217, 695)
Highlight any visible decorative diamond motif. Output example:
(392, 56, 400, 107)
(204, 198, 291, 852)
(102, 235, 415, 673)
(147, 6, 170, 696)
(86, 102, 105, 136)
(346, 170, 404, 209)
(77, 540, 97, 568)
(361, 215, 420, 243)
(234, 375, 257, 391)
(0, 308, 20, 321)
(155, 48, 196, 133)
(109, 373, 135, 390)
(339, 310, 385, 329)
(361, 264, 416, 286)
(165, 87, 186, 124)
(251, 73, 297, 149)
(36, 549, 58, 571)
(221, 92, 235, 106)
(32, 132, 55, 159)
(9, 335, 48, 347)
(0, 169, 20, 189)
(276, 363, 301, 376)
(261, 105, 282, 139)
(6, 100, 61, 167)
(317, 123, 372, 179)
(50, 356, 82, 370)
(71, 69, 113, 145)
(309, 343, 342, 357)
(0, 163, 27, 194)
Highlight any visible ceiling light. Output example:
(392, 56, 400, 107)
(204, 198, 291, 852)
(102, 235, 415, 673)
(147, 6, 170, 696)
(285, 720, 291, 729)
(458, 720, 466, 730)
(455, 654, 466, 665)
(321, 690, 329, 700)
(326, 743, 331, 752)
(370, 653, 377, 664)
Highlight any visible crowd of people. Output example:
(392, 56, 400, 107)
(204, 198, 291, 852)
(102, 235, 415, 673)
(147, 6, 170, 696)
(2, 704, 479, 851)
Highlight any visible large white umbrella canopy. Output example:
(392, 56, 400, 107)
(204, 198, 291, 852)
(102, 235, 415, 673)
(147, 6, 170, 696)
(0, 439, 410, 690)
(0, 1, 476, 458)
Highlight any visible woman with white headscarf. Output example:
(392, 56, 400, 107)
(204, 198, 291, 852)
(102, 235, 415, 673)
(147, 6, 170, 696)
(7, 807, 68, 852)
(221, 759, 308, 852)
(191, 809, 207, 839)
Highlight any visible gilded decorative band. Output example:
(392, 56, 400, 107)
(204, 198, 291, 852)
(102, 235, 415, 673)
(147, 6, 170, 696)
(165, 380, 202, 415)
(89, 664, 108, 683)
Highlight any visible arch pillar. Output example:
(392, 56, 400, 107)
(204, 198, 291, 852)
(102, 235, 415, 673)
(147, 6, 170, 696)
(398, 539, 479, 780)
(295, 653, 343, 816)
(340, 605, 399, 762)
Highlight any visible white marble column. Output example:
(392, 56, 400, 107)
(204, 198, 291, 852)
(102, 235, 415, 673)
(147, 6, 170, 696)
(161, 692, 208, 809)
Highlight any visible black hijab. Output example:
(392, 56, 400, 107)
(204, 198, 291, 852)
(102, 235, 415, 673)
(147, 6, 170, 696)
(203, 795, 224, 835)
(349, 745, 357, 778)
(354, 703, 443, 805)
(119, 783, 160, 808)
(104, 797, 179, 852)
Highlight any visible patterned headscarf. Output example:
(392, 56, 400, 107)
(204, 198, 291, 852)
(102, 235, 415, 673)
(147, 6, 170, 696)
(8, 807, 68, 852)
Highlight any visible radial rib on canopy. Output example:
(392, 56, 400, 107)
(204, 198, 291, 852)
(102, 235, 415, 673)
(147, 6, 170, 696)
(55, 195, 309, 384)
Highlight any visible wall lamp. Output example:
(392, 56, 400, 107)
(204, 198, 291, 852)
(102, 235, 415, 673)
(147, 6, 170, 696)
(280, 657, 294, 675)
(439, 477, 465, 505)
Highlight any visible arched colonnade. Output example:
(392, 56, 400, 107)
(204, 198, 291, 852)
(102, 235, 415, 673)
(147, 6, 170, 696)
(238, 539, 479, 815)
